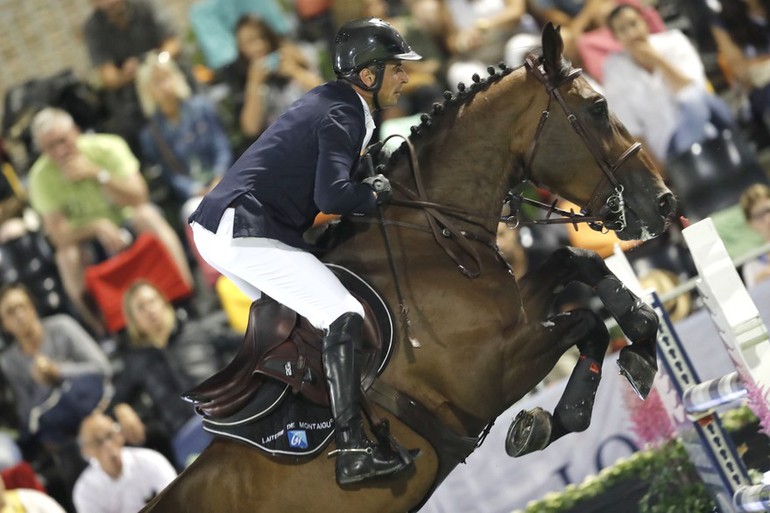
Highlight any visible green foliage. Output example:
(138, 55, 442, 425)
(514, 440, 714, 513)
(721, 404, 759, 432)
(637, 440, 714, 513)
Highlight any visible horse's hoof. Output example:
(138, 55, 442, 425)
(505, 407, 553, 458)
(617, 346, 657, 400)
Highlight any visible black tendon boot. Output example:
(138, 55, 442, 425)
(323, 313, 411, 485)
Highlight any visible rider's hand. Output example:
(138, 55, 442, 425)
(363, 174, 392, 204)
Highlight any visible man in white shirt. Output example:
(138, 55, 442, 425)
(72, 412, 176, 513)
(602, 4, 733, 162)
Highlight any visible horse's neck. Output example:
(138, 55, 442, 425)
(387, 70, 534, 228)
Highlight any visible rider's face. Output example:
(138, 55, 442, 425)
(376, 62, 409, 108)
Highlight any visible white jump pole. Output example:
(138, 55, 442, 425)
(606, 217, 770, 512)
(681, 218, 770, 394)
(733, 484, 770, 512)
(683, 372, 747, 417)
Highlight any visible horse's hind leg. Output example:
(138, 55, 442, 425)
(506, 308, 609, 457)
(520, 246, 658, 399)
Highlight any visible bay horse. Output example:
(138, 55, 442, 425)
(142, 24, 675, 513)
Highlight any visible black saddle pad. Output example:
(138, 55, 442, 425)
(202, 379, 334, 457)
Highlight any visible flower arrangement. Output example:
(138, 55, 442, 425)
(623, 386, 675, 447)
(511, 405, 765, 513)
(744, 381, 770, 436)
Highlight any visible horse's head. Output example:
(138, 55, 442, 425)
(521, 23, 675, 241)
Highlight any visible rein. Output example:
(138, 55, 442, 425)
(376, 134, 493, 279)
(359, 134, 496, 349)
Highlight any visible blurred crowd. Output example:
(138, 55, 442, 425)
(1, 0, 770, 511)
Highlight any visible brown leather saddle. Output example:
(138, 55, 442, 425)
(182, 264, 394, 420)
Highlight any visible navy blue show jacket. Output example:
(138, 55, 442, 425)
(188, 80, 377, 249)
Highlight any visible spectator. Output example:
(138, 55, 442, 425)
(709, 0, 770, 147)
(527, 0, 664, 77)
(109, 281, 236, 467)
(528, 0, 614, 62)
(83, 0, 182, 154)
(602, 4, 734, 163)
(0, 473, 65, 513)
(422, 0, 539, 87)
(135, 51, 232, 213)
(0, 283, 111, 509)
(740, 183, 770, 287)
(72, 411, 176, 513)
(27, 108, 193, 336)
(215, 14, 324, 155)
(187, 0, 295, 71)
(0, 283, 111, 448)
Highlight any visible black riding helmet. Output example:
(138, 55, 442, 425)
(333, 18, 422, 109)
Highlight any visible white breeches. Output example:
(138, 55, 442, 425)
(191, 208, 364, 332)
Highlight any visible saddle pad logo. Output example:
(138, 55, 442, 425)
(287, 429, 308, 449)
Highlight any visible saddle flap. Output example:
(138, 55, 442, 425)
(254, 326, 327, 407)
(183, 297, 297, 408)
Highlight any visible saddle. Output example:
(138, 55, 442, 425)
(182, 265, 393, 420)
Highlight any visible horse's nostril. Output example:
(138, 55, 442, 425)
(658, 193, 676, 220)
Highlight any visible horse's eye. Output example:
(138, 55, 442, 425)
(589, 100, 608, 119)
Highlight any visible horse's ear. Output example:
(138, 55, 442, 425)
(541, 22, 564, 75)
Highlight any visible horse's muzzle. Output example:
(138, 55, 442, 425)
(657, 192, 677, 226)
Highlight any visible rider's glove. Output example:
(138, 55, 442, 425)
(362, 174, 392, 204)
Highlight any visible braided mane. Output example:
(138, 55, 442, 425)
(381, 61, 516, 171)
(380, 50, 572, 172)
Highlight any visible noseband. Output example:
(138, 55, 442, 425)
(519, 55, 641, 233)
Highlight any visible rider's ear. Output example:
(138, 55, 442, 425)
(359, 68, 374, 87)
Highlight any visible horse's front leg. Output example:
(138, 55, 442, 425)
(505, 308, 609, 457)
(520, 246, 658, 400)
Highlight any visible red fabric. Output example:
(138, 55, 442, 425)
(85, 233, 193, 332)
(577, 0, 666, 83)
(1, 461, 45, 492)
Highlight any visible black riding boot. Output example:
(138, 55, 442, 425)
(323, 313, 410, 485)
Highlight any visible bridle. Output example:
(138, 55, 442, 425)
(357, 56, 644, 347)
(510, 54, 642, 233)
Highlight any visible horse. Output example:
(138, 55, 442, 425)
(141, 24, 675, 513)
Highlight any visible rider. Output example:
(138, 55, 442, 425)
(188, 18, 421, 485)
